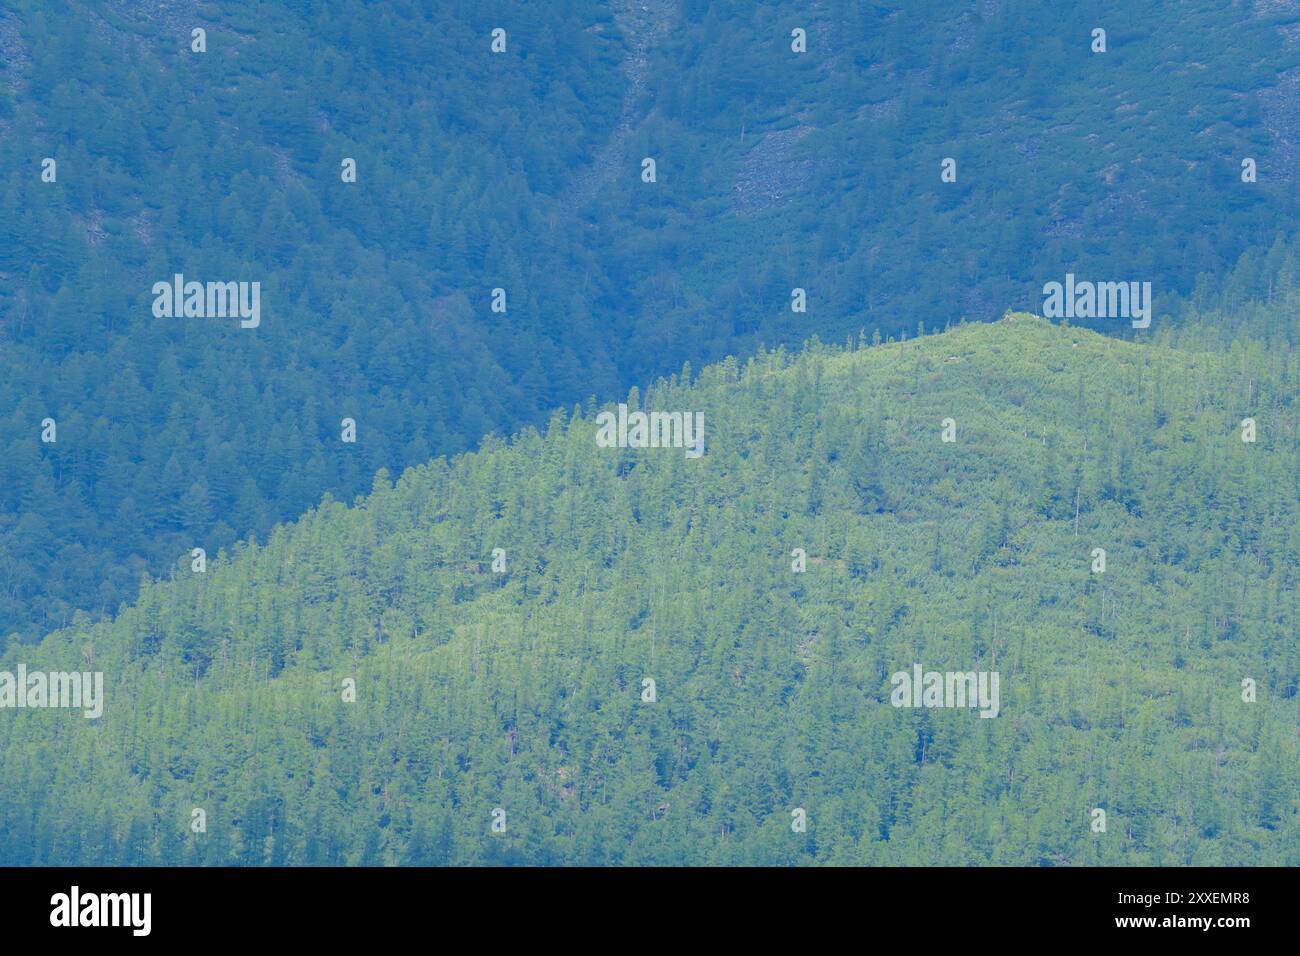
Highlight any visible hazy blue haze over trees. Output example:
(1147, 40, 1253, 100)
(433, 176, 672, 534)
(4, 0, 1300, 636)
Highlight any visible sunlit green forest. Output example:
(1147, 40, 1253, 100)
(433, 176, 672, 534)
(2, 300, 1296, 864)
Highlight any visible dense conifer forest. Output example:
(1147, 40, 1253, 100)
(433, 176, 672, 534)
(1, 2, 1298, 869)
(5, 0, 1300, 636)
(2, 306, 1296, 864)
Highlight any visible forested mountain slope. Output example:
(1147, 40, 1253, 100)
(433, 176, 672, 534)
(6, 0, 1300, 636)
(2, 315, 1296, 865)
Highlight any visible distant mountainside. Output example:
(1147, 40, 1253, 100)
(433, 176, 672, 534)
(6, 1, 1300, 636)
(2, 314, 1295, 865)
